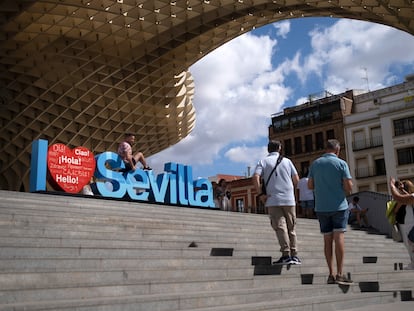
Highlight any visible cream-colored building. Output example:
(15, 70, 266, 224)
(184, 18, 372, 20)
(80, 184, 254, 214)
(344, 75, 414, 193)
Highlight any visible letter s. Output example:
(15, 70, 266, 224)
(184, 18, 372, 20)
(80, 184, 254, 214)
(94, 152, 126, 198)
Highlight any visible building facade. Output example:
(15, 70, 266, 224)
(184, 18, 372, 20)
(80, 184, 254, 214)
(269, 90, 355, 177)
(227, 177, 261, 213)
(214, 76, 414, 214)
(344, 76, 414, 193)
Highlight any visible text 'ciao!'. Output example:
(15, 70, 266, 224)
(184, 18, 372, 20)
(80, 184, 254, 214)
(30, 139, 214, 208)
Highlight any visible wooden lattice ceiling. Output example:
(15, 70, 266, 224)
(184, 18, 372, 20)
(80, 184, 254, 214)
(1, 0, 413, 190)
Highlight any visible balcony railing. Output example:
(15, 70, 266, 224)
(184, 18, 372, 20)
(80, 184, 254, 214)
(352, 136, 383, 151)
(355, 166, 386, 179)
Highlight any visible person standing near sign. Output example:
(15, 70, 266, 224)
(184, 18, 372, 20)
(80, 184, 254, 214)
(307, 139, 353, 285)
(253, 140, 300, 265)
(117, 133, 152, 171)
(389, 177, 414, 270)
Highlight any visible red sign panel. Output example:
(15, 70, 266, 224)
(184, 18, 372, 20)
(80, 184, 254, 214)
(47, 143, 96, 193)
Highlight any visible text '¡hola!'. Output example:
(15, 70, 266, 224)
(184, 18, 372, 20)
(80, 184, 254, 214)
(46, 143, 96, 193)
(58, 155, 82, 166)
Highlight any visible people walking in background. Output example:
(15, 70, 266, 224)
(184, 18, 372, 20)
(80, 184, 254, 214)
(389, 177, 414, 270)
(216, 179, 231, 211)
(308, 139, 353, 285)
(225, 187, 233, 211)
(348, 196, 370, 228)
(212, 181, 220, 209)
(253, 140, 300, 265)
(117, 133, 151, 171)
(296, 172, 315, 218)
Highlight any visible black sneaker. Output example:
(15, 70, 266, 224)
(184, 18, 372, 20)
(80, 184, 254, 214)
(272, 256, 294, 265)
(327, 275, 336, 284)
(290, 256, 302, 265)
(335, 274, 353, 285)
(143, 166, 152, 170)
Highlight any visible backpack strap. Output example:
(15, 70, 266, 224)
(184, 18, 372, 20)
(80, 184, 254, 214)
(264, 155, 283, 189)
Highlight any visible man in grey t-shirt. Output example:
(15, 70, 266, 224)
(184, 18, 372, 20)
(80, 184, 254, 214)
(253, 140, 300, 265)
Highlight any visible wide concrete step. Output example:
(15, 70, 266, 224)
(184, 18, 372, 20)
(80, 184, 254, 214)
(1, 269, 412, 306)
(0, 206, 402, 248)
(0, 258, 405, 279)
(0, 192, 394, 238)
(1, 267, 411, 292)
(0, 190, 413, 311)
(0, 224, 398, 252)
(0, 282, 411, 311)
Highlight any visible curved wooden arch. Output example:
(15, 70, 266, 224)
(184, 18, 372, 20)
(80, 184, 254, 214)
(0, 0, 413, 190)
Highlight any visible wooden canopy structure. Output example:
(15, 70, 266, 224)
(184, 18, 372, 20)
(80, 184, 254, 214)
(1, 0, 413, 190)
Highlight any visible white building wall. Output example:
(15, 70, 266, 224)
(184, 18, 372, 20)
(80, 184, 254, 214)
(344, 78, 414, 193)
(381, 109, 414, 180)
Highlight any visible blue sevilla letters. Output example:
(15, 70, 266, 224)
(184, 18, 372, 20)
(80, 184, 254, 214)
(30, 140, 214, 208)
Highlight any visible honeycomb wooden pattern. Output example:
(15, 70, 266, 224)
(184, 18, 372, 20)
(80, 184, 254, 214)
(1, 0, 413, 190)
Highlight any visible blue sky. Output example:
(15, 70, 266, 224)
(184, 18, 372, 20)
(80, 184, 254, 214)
(148, 17, 414, 179)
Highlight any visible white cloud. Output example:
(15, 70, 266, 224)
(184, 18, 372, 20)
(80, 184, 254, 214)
(301, 19, 414, 93)
(225, 144, 268, 165)
(273, 20, 291, 38)
(148, 32, 292, 174)
(295, 96, 309, 106)
(148, 18, 414, 178)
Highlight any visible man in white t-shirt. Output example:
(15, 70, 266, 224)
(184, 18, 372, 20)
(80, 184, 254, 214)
(296, 174, 315, 218)
(253, 140, 300, 265)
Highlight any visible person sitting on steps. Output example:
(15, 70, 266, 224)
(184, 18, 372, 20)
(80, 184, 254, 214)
(348, 196, 370, 228)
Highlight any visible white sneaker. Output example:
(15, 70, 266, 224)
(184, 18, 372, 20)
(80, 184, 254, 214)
(272, 256, 294, 265)
(290, 256, 302, 265)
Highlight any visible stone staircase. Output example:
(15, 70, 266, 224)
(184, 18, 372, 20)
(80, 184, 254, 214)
(0, 190, 413, 311)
